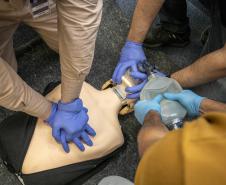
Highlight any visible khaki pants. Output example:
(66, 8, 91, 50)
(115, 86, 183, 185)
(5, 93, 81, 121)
(0, 0, 58, 71)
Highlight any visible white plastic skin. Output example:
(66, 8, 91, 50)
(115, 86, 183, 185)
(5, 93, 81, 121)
(140, 77, 187, 128)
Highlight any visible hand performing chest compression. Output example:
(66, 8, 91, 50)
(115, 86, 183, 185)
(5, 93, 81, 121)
(45, 99, 96, 153)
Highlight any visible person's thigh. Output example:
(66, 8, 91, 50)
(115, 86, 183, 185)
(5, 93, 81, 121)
(0, 0, 35, 71)
(200, 0, 225, 56)
(0, 19, 19, 71)
(24, 0, 58, 53)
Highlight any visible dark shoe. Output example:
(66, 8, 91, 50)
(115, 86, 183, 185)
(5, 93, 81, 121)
(144, 25, 190, 48)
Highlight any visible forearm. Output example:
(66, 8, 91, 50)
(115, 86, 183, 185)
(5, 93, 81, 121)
(57, 0, 103, 103)
(200, 98, 226, 114)
(137, 111, 168, 157)
(0, 59, 51, 120)
(128, 0, 165, 43)
(171, 45, 226, 87)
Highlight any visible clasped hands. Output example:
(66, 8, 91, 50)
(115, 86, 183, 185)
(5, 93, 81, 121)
(46, 98, 95, 153)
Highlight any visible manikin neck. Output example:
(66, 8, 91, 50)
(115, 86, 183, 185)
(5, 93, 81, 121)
(101, 88, 122, 113)
(100, 72, 137, 114)
(112, 71, 137, 108)
(101, 85, 135, 115)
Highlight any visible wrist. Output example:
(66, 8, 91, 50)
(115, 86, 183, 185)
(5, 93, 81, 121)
(42, 109, 51, 121)
(200, 98, 226, 114)
(127, 31, 144, 44)
(61, 74, 85, 103)
(195, 96, 205, 115)
(125, 39, 143, 47)
(41, 101, 53, 120)
(144, 110, 161, 125)
(141, 107, 160, 124)
(200, 98, 211, 114)
(58, 98, 83, 112)
(45, 102, 57, 126)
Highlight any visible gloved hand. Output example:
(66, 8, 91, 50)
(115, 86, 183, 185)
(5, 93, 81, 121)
(134, 95, 163, 124)
(125, 77, 148, 99)
(163, 90, 205, 117)
(46, 99, 96, 152)
(112, 40, 148, 99)
(60, 119, 96, 152)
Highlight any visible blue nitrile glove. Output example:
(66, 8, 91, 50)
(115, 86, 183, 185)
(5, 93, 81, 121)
(125, 67, 167, 99)
(134, 95, 163, 124)
(59, 107, 96, 152)
(46, 99, 96, 152)
(112, 40, 147, 84)
(112, 40, 147, 99)
(126, 77, 148, 99)
(163, 90, 205, 117)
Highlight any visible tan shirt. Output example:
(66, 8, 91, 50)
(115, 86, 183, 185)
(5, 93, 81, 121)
(0, 0, 102, 119)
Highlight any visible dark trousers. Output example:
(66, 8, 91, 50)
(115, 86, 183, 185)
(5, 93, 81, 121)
(159, 0, 190, 33)
(159, 0, 212, 33)
(160, 0, 226, 102)
(192, 0, 226, 102)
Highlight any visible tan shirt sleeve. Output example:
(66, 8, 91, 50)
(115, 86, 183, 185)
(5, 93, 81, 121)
(57, 0, 103, 102)
(0, 58, 51, 119)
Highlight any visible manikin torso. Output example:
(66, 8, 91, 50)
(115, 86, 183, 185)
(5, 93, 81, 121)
(22, 82, 124, 174)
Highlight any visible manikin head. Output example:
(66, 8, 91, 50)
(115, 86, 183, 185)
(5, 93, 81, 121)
(102, 71, 138, 115)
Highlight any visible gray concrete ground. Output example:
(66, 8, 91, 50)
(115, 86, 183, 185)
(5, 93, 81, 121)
(0, 0, 209, 185)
